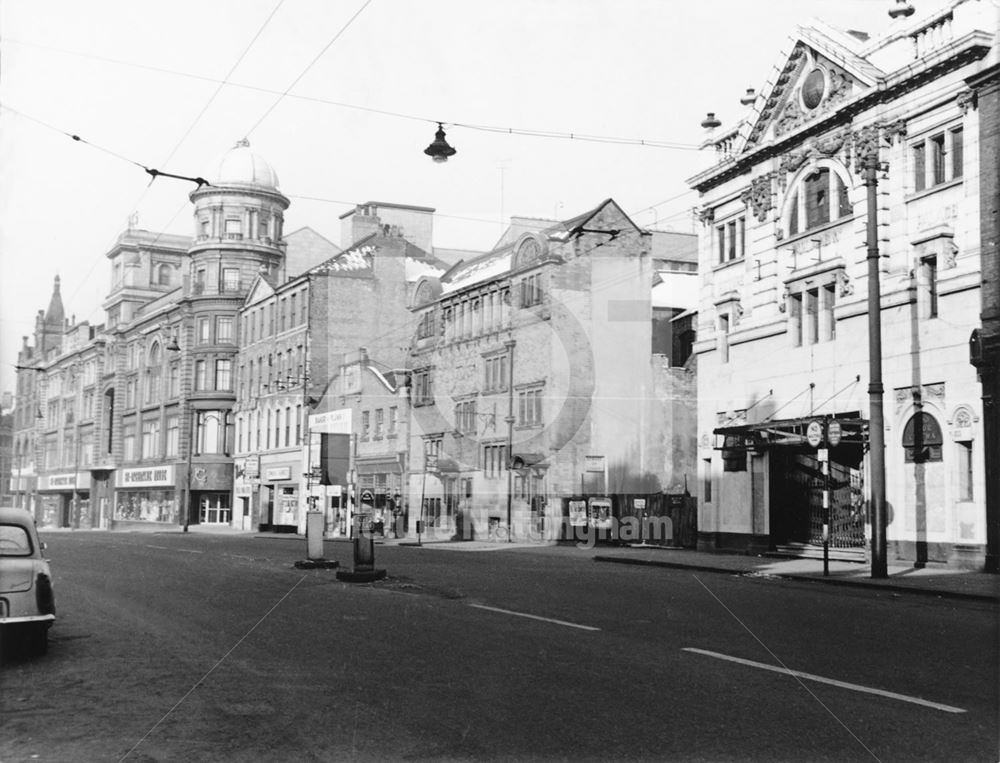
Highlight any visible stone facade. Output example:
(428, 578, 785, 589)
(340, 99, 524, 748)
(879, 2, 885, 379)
(688, 2, 997, 567)
(405, 199, 698, 541)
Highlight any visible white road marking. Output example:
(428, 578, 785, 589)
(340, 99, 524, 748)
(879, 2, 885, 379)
(469, 604, 600, 632)
(682, 647, 966, 714)
(145, 545, 203, 554)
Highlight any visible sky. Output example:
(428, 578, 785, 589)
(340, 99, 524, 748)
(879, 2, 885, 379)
(0, 0, 896, 397)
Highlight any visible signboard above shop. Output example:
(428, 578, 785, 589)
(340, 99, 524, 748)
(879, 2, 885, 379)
(309, 409, 352, 435)
(117, 466, 174, 488)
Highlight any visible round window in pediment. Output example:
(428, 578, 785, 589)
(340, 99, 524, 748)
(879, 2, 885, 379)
(801, 68, 826, 110)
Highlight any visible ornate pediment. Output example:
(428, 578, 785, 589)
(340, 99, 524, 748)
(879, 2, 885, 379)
(745, 35, 879, 151)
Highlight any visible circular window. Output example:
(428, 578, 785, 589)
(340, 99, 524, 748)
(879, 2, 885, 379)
(801, 68, 826, 110)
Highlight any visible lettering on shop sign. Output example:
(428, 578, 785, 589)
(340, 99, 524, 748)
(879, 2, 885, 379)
(119, 466, 174, 487)
(49, 475, 76, 487)
(124, 469, 169, 484)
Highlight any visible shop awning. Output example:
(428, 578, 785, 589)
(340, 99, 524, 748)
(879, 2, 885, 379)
(510, 452, 547, 470)
(713, 415, 868, 452)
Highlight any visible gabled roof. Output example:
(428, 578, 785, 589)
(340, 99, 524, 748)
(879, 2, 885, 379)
(740, 21, 884, 153)
(243, 271, 278, 306)
(435, 198, 644, 297)
(309, 234, 377, 278)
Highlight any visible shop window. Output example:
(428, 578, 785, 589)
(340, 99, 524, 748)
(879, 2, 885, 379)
(199, 493, 232, 524)
(902, 412, 943, 463)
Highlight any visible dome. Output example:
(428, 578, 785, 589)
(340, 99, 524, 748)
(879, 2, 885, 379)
(210, 138, 280, 189)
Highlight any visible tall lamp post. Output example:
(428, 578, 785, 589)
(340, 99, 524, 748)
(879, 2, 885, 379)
(858, 126, 888, 579)
(504, 340, 516, 542)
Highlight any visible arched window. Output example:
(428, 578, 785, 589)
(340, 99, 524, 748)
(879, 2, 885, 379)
(786, 165, 853, 237)
(902, 412, 943, 463)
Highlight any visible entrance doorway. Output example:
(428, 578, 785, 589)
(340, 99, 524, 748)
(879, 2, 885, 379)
(769, 445, 865, 552)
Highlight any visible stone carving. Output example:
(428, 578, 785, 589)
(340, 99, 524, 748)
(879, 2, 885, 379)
(697, 207, 715, 226)
(774, 98, 804, 137)
(778, 285, 789, 312)
(956, 88, 977, 114)
(882, 119, 908, 144)
(740, 173, 774, 221)
(852, 125, 883, 174)
(836, 269, 854, 297)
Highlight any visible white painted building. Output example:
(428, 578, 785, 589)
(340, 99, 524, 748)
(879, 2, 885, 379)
(688, 1, 997, 567)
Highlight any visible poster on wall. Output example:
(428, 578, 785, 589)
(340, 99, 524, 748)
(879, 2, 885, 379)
(568, 499, 587, 527)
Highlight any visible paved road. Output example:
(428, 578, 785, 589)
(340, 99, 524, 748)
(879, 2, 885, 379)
(1, 533, 996, 762)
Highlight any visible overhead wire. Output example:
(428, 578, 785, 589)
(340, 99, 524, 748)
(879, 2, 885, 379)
(9, 0, 289, 323)
(4, 35, 703, 153)
(244, 0, 374, 139)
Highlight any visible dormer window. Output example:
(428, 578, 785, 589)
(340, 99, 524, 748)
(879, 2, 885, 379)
(786, 166, 852, 237)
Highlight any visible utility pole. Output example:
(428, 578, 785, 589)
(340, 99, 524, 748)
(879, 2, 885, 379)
(859, 128, 888, 579)
(504, 340, 516, 542)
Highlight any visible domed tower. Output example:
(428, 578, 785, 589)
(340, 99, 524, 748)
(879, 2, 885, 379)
(167, 140, 290, 529)
(187, 138, 290, 292)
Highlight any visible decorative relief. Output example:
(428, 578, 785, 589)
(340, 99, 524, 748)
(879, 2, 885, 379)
(956, 88, 977, 114)
(697, 207, 715, 227)
(836, 270, 854, 297)
(882, 119, 908, 144)
(778, 285, 789, 312)
(852, 124, 885, 174)
(740, 173, 774, 222)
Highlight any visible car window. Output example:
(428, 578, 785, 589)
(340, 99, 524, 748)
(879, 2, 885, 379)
(0, 524, 33, 556)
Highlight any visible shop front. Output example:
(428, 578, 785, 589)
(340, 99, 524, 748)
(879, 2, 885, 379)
(113, 465, 179, 529)
(711, 415, 867, 556)
(38, 472, 93, 529)
(189, 462, 234, 527)
(258, 463, 299, 533)
(355, 458, 403, 537)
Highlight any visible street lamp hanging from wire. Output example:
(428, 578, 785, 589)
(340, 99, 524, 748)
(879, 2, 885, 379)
(424, 122, 456, 163)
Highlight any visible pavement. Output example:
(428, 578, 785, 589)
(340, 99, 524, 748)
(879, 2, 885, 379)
(89, 522, 1000, 603)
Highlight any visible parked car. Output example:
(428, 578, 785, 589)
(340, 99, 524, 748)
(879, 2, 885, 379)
(0, 508, 55, 656)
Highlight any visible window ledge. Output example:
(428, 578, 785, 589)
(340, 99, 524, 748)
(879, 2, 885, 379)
(905, 177, 963, 203)
(711, 256, 745, 273)
(779, 215, 854, 248)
